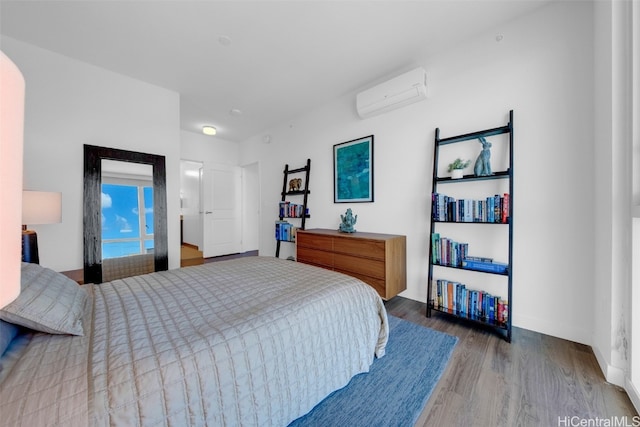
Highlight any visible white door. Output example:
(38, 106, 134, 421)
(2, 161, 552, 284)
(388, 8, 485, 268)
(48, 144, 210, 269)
(202, 164, 242, 258)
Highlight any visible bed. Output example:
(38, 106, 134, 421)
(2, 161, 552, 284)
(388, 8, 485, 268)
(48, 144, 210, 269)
(0, 256, 388, 426)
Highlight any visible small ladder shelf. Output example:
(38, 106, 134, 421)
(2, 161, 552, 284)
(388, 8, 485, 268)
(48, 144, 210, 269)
(427, 111, 514, 342)
(275, 159, 311, 258)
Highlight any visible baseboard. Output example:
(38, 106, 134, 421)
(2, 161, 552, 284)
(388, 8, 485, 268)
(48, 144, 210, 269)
(592, 344, 626, 388)
(626, 378, 640, 414)
(514, 313, 591, 346)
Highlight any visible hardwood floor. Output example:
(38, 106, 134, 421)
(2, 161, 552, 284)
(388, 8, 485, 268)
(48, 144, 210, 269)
(180, 244, 203, 267)
(181, 247, 258, 267)
(384, 297, 638, 427)
(203, 250, 259, 263)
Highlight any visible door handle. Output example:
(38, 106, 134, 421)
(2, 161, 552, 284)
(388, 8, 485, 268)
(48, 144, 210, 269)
(205, 211, 213, 214)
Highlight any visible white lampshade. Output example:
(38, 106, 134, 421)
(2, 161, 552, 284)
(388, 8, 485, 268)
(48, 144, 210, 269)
(22, 191, 62, 226)
(0, 51, 25, 308)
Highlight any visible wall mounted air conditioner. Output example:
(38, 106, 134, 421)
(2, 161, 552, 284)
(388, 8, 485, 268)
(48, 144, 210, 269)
(356, 67, 427, 119)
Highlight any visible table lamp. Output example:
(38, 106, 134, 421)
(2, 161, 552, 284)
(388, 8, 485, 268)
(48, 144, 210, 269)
(22, 191, 62, 264)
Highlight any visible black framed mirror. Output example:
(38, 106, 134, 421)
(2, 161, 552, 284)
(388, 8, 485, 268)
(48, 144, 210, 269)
(83, 144, 168, 284)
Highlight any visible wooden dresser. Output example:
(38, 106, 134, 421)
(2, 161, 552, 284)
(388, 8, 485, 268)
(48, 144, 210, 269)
(296, 228, 406, 300)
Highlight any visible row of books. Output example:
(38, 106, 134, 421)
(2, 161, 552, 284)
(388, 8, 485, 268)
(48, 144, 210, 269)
(432, 192, 510, 223)
(275, 220, 297, 242)
(431, 233, 468, 267)
(433, 279, 509, 324)
(279, 201, 308, 218)
(432, 233, 508, 273)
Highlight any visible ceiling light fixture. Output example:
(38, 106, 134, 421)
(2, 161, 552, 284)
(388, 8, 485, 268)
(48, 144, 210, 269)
(202, 126, 217, 136)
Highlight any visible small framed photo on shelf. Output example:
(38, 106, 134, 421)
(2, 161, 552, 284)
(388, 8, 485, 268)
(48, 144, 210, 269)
(333, 135, 374, 203)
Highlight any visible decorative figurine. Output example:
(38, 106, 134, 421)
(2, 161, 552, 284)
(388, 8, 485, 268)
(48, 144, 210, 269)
(339, 208, 357, 233)
(288, 178, 302, 192)
(474, 136, 492, 176)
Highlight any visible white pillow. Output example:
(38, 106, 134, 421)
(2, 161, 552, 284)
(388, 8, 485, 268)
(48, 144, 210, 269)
(0, 263, 87, 336)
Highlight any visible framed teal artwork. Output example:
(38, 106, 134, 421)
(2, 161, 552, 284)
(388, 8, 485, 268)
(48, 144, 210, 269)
(333, 135, 374, 203)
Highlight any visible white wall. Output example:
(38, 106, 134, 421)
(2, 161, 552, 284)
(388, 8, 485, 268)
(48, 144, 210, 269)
(2, 36, 181, 271)
(593, 0, 636, 392)
(631, 0, 640, 410)
(181, 130, 239, 166)
(241, 1, 596, 344)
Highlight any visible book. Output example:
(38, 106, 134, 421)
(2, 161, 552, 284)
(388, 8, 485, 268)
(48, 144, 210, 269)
(463, 255, 494, 262)
(461, 259, 508, 274)
(500, 300, 509, 323)
(494, 194, 501, 223)
(501, 193, 509, 223)
(463, 199, 473, 222)
(488, 297, 496, 321)
(431, 233, 440, 264)
(485, 197, 496, 222)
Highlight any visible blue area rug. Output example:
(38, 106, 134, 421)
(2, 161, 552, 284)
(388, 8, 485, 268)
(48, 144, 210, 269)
(289, 315, 458, 427)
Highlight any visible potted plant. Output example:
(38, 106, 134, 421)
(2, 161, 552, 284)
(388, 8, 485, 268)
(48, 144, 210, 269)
(447, 158, 470, 179)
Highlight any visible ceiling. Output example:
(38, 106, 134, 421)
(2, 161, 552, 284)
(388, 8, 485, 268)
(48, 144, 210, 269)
(0, 1, 552, 142)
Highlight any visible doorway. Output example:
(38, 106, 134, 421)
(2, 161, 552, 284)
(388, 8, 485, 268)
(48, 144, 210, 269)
(179, 160, 260, 263)
(180, 160, 204, 266)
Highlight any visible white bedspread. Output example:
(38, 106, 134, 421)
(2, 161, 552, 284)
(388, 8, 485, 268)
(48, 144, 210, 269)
(0, 257, 388, 426)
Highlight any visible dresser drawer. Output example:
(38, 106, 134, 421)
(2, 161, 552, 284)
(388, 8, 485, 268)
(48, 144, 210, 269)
(296, 232, 333, 251)
(297, 247, 333, 268)
(333, 237, 386, 260)
(334, 254, 385, 279)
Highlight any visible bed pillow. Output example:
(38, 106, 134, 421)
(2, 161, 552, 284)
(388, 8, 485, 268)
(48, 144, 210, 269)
(0, 319, 20, 357)
(0, 263, 87, 336)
